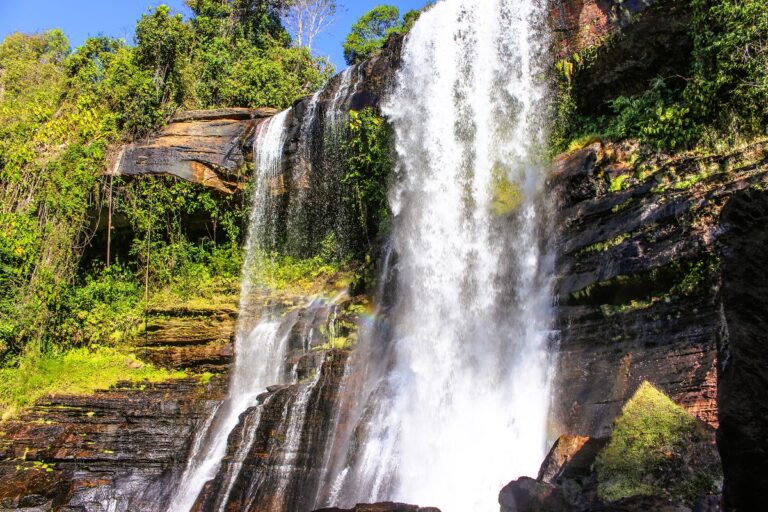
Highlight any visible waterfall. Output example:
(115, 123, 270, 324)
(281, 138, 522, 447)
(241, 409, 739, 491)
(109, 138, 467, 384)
(325, 0, 555, 510)
(166, 111, 292, 512)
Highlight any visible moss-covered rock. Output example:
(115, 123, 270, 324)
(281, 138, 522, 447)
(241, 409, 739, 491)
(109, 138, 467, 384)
(595, 381, 721, 506)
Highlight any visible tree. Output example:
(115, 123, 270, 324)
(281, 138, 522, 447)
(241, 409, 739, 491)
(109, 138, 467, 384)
(134, 5, 193, 108)
(283, 0, 339, 52)
(343, 5, 400, 65)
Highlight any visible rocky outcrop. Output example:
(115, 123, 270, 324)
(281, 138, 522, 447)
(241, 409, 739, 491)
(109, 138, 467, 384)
(550, 0, 663, 57)
(552, 0, 693, 114)
(314, 504, 440, 512)
(192, 350, 350, 512)
(549, 140, 768, 506)
(0, 300, 238, 511)
(716, 188, 768, 511)
(0, 377, 227, 512)
(137, 305, 237, 374)
(113, 108, 276, 194)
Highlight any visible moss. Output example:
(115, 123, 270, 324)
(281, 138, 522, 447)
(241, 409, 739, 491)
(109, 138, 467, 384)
(577, 233, 630, 255)
(596, 382, 713, 504)
(609, 174, 631, 192)
(490, 176, 524, 216)
(0, 346, 185, 420)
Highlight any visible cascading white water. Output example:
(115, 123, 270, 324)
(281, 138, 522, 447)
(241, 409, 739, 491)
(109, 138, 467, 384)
(166, 111, 292, 512)
(330, 1, 555, 510)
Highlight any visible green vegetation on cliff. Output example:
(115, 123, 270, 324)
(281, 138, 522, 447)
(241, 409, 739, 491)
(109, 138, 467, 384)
(554, 0, 768, 153)
(0, 346, 185, 420)
(0, 1, 331, 398)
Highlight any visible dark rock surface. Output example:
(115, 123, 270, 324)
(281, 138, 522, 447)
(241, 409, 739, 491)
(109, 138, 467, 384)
(716, 188, 768, 511)
(113, 107, 276, 194)
(192, 350, 351, 512)
(552, 0, 693, 114)
(550, 140, 767, 508)
(537, 435, 607, 485)
(499, 477, 571, 512)
(550, 141, 768, 436)
(314, 504, 440, 512)
(0, 377, 227, 512)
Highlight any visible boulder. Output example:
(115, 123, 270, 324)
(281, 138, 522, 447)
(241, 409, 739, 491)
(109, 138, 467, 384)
(537, 435, 607, 484)
(313, 504, 440, 512)
(499, 477, 572, 512)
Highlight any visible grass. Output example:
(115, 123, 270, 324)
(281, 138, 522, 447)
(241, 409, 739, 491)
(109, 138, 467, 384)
(0, 346, 186, 420)
(247, 251, 349, 295)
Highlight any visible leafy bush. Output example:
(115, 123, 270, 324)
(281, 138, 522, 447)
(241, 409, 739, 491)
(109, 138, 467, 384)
(554, 0, 768, 153)
(54, 265, 143, 347)
(342, 108, 393, 252)
(248, 250, 342, 293)
(687, 0, 768, 134)
(344, 6, 401, 65)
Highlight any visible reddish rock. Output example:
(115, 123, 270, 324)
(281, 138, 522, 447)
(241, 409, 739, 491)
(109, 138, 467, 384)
(113, 108, 276, 194)
(537, 435, 607, 484)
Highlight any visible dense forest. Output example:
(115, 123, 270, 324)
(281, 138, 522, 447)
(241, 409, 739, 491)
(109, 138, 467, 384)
(0, 0, 421, 416)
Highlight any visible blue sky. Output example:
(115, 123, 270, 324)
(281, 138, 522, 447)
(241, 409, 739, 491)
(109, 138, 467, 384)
(0, 0, 426, 70)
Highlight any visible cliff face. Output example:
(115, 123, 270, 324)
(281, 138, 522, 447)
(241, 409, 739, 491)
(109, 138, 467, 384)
(113, 108, 276, 195)
(549, 140, 768, 508)
(0, 304, 235, 511)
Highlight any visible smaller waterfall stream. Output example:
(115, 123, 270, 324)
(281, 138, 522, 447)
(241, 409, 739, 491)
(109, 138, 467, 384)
(166, 112, 291, 512)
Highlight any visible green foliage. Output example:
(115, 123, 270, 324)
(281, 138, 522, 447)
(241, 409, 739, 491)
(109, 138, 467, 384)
(687, 0, 768, 134)
(0, 31, 115, 357)
(554, 0, 768, 153)
(249, 250, 342, 293)
(54, 264, 143, 347)
(0, 0, 330, 368)
(113, 176, 246, 304)
(187, 0, 331, 109)
(596, 382, 715, 504)
(343, 5, 410, 65)
(217, 42, 332, 109)
(342, 108, 393, 252)
(490, 164, 524, 216)
(0, 346, 185, 420)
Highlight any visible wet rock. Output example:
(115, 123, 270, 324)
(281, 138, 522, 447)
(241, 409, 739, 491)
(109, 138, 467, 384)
(537, 435, 607, 484)
(499, 477, 571, 512)
(717, 187, 768, 510)
(192, 350, 351, 512)
(0, 378, 227, 512)
(313, 504, 440, 512)
(550, 141, 768, 440)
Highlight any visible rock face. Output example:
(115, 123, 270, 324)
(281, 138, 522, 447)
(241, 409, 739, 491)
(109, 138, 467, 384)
(549, 140, 768, 505)
(0, 378, 227, 512)
(0, 300, 236, 512)
(717, 188, 768, 511)
(313, 504, 440, 512)
(552, 0, 693, 114)
(113, 108, 276, 194)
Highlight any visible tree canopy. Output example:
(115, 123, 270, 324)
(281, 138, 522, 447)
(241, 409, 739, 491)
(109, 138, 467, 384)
(0, 0, 333, 361)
